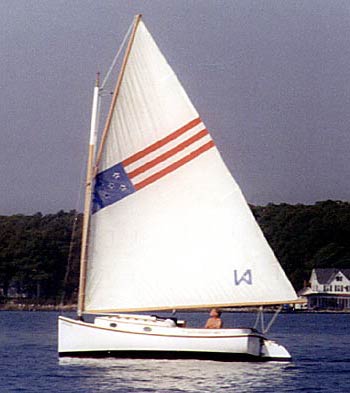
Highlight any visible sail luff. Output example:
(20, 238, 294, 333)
(77, 75, 100, 317)
(94, 14, 142, 174)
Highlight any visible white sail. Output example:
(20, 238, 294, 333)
(84, 20, 297, 313)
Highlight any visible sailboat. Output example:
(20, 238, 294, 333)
(58, 15, 299, 361)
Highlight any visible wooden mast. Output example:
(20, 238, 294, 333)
(77, 15, 142, 318)
(94, 14, 142, 171)
(77, 73, 100, 318)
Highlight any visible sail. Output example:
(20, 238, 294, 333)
(84, 20, 297, 313)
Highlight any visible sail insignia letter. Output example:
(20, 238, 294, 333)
(234, 269, 252, 285)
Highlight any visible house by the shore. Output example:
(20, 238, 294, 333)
(301, 268, 350, 310)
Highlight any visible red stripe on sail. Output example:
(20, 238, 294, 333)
(122, 118, 201, 167)
(133, 140, 215, 191)
(127, 128, 209, 179)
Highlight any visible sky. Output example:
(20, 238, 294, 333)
(1, 0, 350, 215)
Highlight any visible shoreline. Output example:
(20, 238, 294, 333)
(0, 303, 77, 312)
(0, 303, 349, 313)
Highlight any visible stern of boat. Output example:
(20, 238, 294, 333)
(260, 339, 291, 361)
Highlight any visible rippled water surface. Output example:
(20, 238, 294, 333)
(0, 311, 349, 392)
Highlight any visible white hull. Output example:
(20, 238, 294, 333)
(58, 314, 291, 361)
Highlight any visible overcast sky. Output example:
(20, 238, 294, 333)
(1, 0, 350, 215)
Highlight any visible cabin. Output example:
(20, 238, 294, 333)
(306, 268, 350, 310)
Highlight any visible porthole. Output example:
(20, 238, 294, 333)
(143, 326, 152, 332)
(110, 323, 117, 328)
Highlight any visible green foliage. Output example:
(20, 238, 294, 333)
(251, 200, 350, 289)
(0, 200, 349, 303)
(0, 211, 82, 303)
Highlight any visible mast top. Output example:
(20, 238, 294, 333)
(95, 72, 100, 87)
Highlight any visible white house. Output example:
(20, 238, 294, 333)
(306, 268, 350, 310)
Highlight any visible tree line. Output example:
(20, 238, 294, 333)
(0, 210, 82, 304)
(0, 200, 349, 304)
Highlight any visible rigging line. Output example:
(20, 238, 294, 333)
(260, 307, 265, 332)
(101, 21, 134, 91)
(254, 306, 263, 330)
(60, 150, 86, 306)
(60, 214, 79, 306)
(263, 306, 282, 334)
(253, 313, 259, 330)
(94, 15, 142, 171)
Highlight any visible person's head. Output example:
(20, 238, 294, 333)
(210, 308, 222, 318)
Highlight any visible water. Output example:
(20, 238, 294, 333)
(0, 311, 349, 392)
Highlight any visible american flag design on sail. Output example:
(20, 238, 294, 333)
(92, 118, 215, 213)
